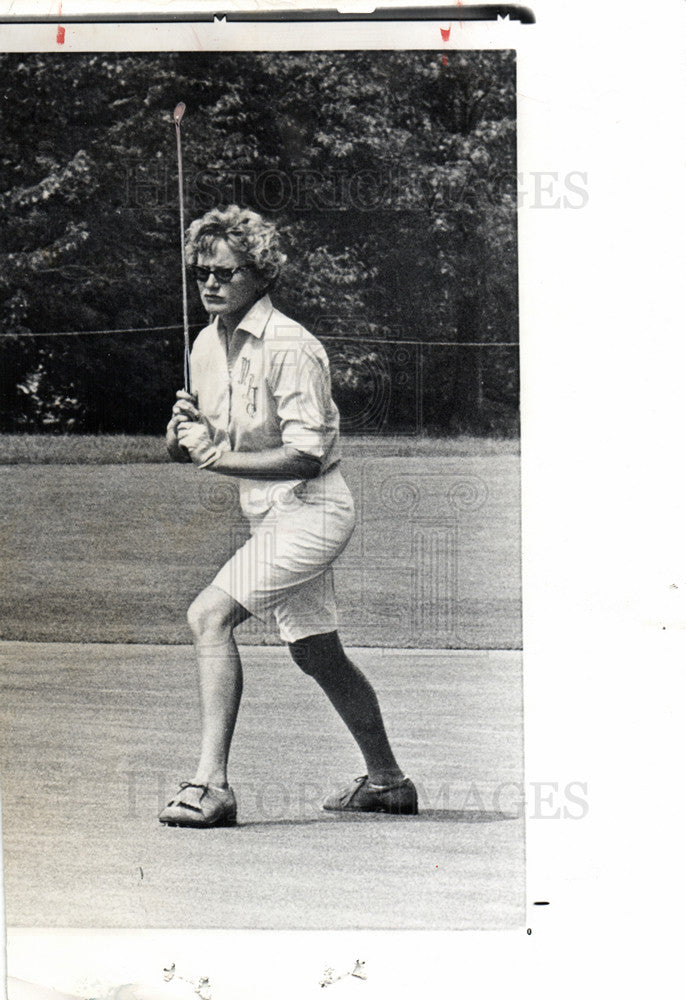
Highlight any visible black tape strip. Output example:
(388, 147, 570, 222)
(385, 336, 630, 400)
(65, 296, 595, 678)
(0, 5, 536, 26)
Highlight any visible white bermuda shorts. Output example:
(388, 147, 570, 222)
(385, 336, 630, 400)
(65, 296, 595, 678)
(211, 465, 355, 643)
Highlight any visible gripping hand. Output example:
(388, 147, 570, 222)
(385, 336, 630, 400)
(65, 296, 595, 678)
(177, 419, 219, 468)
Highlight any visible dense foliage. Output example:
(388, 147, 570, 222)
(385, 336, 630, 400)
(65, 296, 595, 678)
(0, 50, 518, 435)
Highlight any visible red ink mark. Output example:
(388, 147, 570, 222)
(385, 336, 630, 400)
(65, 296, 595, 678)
(56, 3, 65, 45)
(440, 23, 450, 64)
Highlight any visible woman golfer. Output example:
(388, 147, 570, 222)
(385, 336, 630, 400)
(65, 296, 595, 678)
(160, 206, 417, 827)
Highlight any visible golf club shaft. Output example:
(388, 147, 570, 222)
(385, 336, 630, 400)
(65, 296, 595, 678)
(175, 112, 191, 395)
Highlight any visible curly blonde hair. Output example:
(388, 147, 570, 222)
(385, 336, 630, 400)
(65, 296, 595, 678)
(185, 206, 287, 289)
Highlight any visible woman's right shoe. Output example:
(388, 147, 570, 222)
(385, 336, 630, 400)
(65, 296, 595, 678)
(159, 782, 237, 827)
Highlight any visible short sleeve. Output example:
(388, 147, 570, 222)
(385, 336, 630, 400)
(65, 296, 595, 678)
(267, 344, 336, 460)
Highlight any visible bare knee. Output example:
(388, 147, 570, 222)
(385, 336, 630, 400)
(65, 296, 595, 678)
(187, 591, 231, 641)
(187, 587, 249, 642)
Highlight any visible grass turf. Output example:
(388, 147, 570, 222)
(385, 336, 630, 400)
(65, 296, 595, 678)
(0, 642, 524, 929)
(0, 432, 519, 464)
(0, 455, 521, 649)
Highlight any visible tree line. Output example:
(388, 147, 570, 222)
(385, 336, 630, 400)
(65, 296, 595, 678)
(0, 50, 519, 435)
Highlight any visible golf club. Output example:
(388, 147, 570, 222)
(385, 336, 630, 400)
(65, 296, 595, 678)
(173, 101, 191, 395)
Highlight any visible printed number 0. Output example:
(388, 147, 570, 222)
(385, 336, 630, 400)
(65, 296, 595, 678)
(527, 928, 532, 935)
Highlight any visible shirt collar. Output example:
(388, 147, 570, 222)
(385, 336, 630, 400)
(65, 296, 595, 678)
(212, 294, 273, 341)
(233, 294, 273, 339)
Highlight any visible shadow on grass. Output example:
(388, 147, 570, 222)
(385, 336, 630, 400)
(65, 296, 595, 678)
(234, 809, 519, 829)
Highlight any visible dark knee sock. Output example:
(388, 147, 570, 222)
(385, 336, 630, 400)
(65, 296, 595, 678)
(290, 632, 403, 782)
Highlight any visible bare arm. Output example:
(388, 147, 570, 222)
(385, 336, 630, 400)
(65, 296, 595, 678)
(176, 419, 322, 479)
(203, 443, 322, 479)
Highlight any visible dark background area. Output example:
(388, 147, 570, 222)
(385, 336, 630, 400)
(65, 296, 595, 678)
(0, 50, 518, 436)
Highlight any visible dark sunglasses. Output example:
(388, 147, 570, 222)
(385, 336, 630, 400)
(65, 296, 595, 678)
(190, 264, 252, 284)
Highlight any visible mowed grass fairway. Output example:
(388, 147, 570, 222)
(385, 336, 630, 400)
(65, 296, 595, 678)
(0, 454, 521, 648)
(0, 642, 523, 929)
(0, 446, 523, 928)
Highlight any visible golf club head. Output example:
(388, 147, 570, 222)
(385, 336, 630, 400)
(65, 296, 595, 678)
(173, 102, 186, 125)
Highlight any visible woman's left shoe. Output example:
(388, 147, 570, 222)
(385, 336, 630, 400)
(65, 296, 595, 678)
(159, 782, 237, 827)
(323, 775, 419, 815)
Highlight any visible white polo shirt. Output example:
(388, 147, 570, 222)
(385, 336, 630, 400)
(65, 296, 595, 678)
(190, 294, 343, 515)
